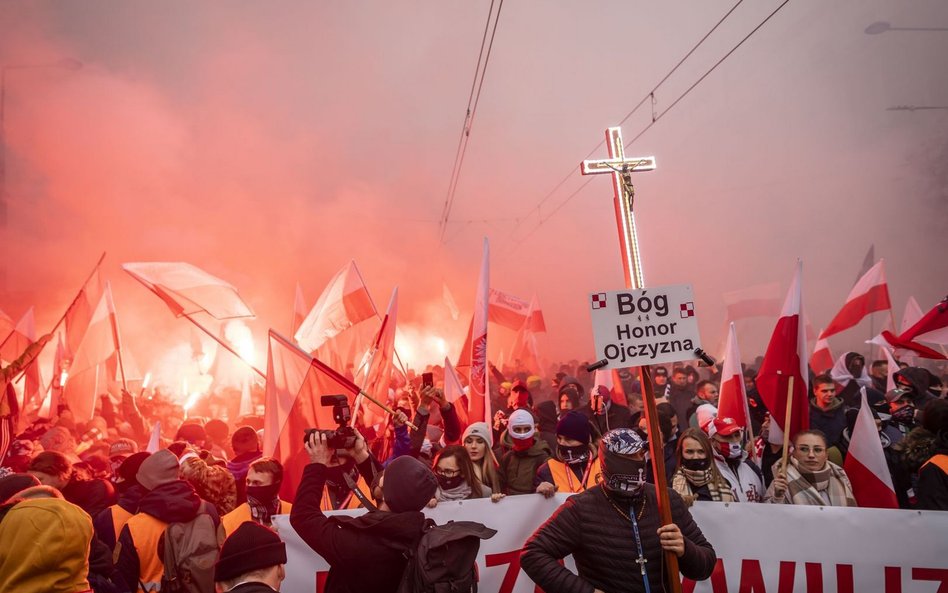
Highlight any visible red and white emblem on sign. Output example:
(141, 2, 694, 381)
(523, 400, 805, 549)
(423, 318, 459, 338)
(591, 293, 607, 309)
(680, 302, 695, 318)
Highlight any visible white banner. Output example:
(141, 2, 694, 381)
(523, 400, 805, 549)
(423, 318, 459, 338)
(274, 496, 948, 593)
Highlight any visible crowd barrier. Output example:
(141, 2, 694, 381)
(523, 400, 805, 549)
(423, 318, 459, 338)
(272, 494, 948, 593)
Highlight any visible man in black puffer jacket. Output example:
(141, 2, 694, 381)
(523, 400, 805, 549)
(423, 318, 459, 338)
(522, 428, 715, 593)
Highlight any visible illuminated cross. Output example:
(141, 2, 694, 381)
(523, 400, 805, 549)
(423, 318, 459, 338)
(580, 127, 656, 290)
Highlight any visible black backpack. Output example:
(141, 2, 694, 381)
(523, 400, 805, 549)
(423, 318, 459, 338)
(397, 519, 497, 593)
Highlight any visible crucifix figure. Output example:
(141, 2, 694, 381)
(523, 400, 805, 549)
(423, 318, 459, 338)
(580, 127, 655, 290)
(581, 126, 681, 593)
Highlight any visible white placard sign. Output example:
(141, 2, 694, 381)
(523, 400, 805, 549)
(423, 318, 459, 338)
(589, 284, 701, 368)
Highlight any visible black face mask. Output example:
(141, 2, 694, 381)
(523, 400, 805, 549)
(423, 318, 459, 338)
(558, 444, 589, 465)
(437, 474, 465, 491)
(246, 482, 281, 503)
(680, 457, 712, 471)
(602, 452, 649, 499)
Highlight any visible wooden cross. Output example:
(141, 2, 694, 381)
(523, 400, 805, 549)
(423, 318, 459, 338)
(580, 127, 656, 290)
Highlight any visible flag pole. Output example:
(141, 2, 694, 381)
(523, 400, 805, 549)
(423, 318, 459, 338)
(182, 313, 266, 379)
(779, 374, 794, 478)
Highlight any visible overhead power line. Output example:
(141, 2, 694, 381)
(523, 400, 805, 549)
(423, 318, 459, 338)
(506, 0, 791, 253)
(438, 0, 505, 244)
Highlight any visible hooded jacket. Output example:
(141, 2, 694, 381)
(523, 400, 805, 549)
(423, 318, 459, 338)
(93, 483, 146, 551)
(500, 438, 552, 495)
(894, 367, 937, 407)
(289, 463, 428, 593)
(0, 497, 93, 593)
(115, 479, 220, 592)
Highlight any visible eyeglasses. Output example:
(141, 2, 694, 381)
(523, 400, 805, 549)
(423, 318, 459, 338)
(436, 468, 461, 478)
(796, 446, 826, 455)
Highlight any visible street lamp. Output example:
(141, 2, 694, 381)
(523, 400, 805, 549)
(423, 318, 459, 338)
(865, 21, 948, 34)
(0, 58, 83, 291)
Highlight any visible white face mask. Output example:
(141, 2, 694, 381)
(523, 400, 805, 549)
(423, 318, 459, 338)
(726, 442, 743, 459)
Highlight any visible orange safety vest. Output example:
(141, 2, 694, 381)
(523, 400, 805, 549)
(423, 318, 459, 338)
(923, 454, 948, 474)
(124, 513, 168, 592)
(221, 500, 293, 536)
(548, 458, 601, 493)
(320, 475, 372, 511)
(108, 504, 135, 548)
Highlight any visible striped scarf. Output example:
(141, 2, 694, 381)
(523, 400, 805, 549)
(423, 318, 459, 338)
(671, 467, 735, 505)
(775, 457, 857, 507)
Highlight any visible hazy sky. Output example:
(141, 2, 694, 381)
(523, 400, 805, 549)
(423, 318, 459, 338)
(1, 0, 946, 379)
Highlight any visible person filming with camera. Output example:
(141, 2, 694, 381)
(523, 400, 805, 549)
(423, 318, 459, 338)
(290, 430, 439, 592)
(307, 395, 384, 511)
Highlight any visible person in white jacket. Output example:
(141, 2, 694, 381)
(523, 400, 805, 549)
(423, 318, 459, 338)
(707, 416, 764, 503)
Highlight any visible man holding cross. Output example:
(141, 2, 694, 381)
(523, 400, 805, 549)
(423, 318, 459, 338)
(521, 428, 716, 592)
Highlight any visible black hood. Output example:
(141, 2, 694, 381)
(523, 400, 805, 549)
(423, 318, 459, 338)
(137, 479, 201, 523)
(894, 367, 932, 401)
(116, 483, 147, 514)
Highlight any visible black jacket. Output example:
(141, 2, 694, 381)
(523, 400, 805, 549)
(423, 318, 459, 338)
(578, 402, 636, 440)
(916, 451, 948, 511)
(521, 484, 715, 593)
(290, 463, 427, 593)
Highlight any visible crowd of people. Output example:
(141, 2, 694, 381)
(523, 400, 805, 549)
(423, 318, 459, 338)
(0, 346, 946, 592)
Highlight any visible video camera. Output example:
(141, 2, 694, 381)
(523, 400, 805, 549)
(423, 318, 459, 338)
(303, 395, 358, 450)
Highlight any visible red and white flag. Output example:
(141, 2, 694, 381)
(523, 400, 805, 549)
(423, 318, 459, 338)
(0, 309, 43, 415)
(123, 262, 255, 320)
(294, 260, 376, 353)
(468, 239, 490, 425)
(756, 261, 809, 444)
(591, 368, 628, 407)
(900, 296, 924, 333)
(63, 284, 121, 423)
(722, 282, 782, 322)
(881, 296, 948, 360)
(292, 282, 307, 336)
(65, 266, 104, 360)
(263, 331, 359, 502)
(819, 259, 891, 340)
(0, 309, 15, 348)
(717, 323, 752, 435)
(809, 331, 834, 374)
(443, 282, 460, 321)
(844, 388, 898, 508)
(488, 288, 538, 331)
(355, 288, 398, 428)
(443, 357, 469, 427)
(146, 421, 162, 453)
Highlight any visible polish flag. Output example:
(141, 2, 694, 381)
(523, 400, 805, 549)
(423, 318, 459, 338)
(819, 259, 891, 340)
(443, 282, 460, 321)
(528, 294, 547, 333)
(468, 239, 490, 425)
(488, 288, 533, 331)
(63, 284, 121, 423)
(722, 282, 782, 321)
(263, 331, 359, 502)
(146, 421, 162, 453)
(900, 297, 924, 333)
(122, 262, 254, 320)
(591, 368, 628, 407)
(294, 260, 377, 353)
(881, 297, 948, 360)
(292, 282, 307, 335)
(65, 267, 104, 360)
(355, 288, 398, 428)
(717, 323, 752, 434)
(0, 309, 43, 415)
(443, 357, 469, 426)
(756, 261, 809, 444)
(844, 388, 898, 508)
(809, 331, 834, 374)
(0, 309, 14, 347)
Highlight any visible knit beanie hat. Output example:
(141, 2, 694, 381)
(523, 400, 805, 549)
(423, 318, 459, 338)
(136, 449, 179, 491)
(0, 473, 41, 504)
(556, 411, 591, 444)
(118, 452, 151, 486)
(176, 422, 207, 445)
(462, 422, 493, 448)
(382, 455, 438, 513)
(214, 521, 287, 582)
